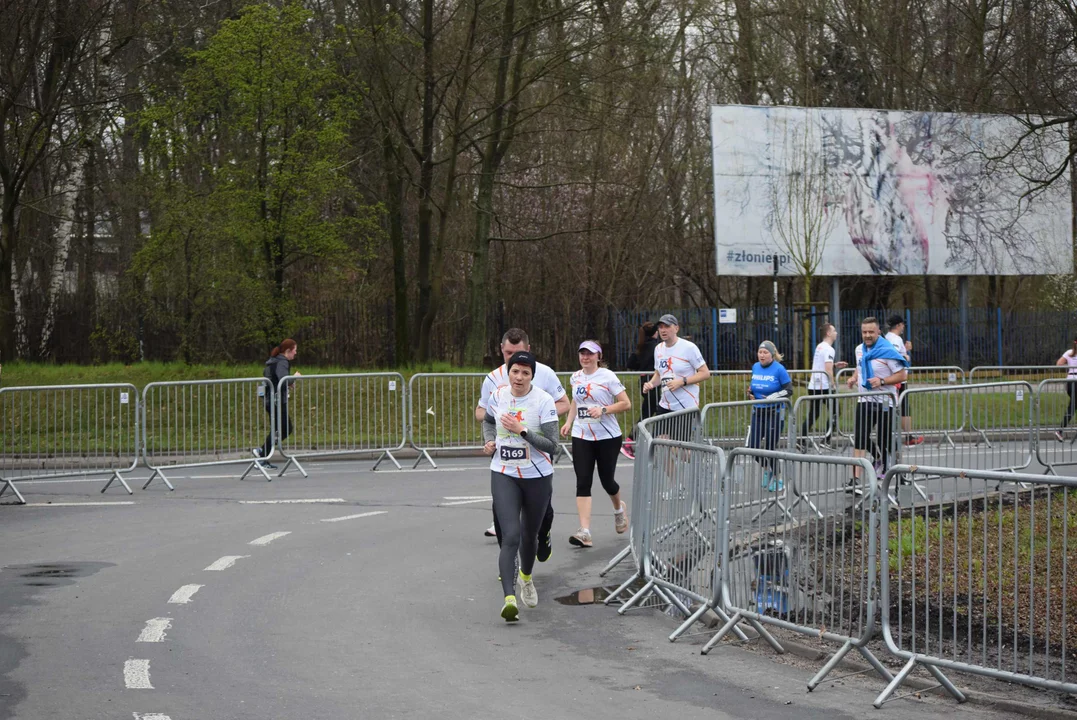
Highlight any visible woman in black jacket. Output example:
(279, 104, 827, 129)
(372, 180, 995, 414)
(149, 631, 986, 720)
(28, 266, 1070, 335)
(623, 322, 659, 458)
(255, 339, 298, 468)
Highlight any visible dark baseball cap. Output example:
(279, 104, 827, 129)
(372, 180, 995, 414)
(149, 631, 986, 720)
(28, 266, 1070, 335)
(657, 314, 679, 326)
(506, 351, 536, 376)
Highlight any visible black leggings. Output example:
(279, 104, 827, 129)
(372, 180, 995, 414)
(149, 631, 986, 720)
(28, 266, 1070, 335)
(492, 471, 553, 597)
(261, 402, 293, 457)
(571, 436, 622, 497)
(799, 388, 836, 440)
(1064, 383, 1077, 428)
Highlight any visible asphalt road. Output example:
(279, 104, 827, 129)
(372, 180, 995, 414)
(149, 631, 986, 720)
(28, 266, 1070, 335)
(0, 457, 1043, 720)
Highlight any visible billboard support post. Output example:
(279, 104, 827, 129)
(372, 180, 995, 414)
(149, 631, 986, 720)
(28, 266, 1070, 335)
(959, 276, 970, 369)
(772, 255, 779, 342)
(830, 277, 841, 361)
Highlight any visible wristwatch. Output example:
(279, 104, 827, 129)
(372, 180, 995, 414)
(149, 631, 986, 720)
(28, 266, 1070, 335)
(600, 406, 608, 415)
(520, 429, 529, 439)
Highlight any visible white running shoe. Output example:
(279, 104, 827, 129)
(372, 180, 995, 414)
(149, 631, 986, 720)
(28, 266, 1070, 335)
(484, 523, 496, 537)
(614, 502, 629, 534)
(517, 575, 539, 608)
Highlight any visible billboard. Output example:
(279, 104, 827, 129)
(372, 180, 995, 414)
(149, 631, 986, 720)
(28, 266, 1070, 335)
(712, 105, 1073, 276)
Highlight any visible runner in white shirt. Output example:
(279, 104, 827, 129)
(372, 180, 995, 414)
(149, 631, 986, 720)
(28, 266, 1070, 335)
(475, 328, 568, 555)
(797, 323, 847, 450)
(886, 314, 923, 446)
(1055, 337, 1077, 441)
(642, 314, 711, 419)
(559, 340, 632, 548)
(481, 351, 561, 621)
(846, 317, 907, 493)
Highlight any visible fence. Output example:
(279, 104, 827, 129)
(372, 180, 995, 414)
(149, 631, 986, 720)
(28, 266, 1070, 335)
(876, 464, 1077, 706)
(141, 378, 275, 490)
(0, 384, 140, 503)
(700, 448, 892, 691)
(275, 372, 407, 476)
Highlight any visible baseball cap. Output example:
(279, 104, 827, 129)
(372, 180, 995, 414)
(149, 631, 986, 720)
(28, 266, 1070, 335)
(578, 340, 602, 354)
(506, 351, 536, 376)
(657, 314, 678, 326)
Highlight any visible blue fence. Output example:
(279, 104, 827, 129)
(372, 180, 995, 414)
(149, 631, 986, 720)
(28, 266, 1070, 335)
(613, 306, 1077, 370)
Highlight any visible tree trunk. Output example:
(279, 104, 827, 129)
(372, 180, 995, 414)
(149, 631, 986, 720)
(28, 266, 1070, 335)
(413, 0, 436, 350)
(384, 132, 410, 365)
(0, 197, 15, 362)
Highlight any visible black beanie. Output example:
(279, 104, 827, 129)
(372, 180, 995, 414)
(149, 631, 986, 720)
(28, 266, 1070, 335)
(507, 351, 537, 376)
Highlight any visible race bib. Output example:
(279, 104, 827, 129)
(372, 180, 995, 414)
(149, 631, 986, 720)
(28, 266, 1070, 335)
(576, 406, 598, 423)
(498, 442, 530, 467)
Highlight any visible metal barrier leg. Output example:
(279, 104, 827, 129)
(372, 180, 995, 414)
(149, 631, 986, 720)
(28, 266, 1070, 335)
(652, 584, 689, 617)
(616, 579, 656, 615)
(372, 450, 401, 471)
(670, 603, 711, 641)
(100, 470, 134, 495)
(701, 610, 743, 654)
(925, 664, 966, 703)
(599, 543, 632, 577)
(412, 449, 437, 469)
(0, 479, 26, 504)
(142, 468, 174, 492)
(603, 571, 639, 605)
(240, 460, 272, 482)
(277, 456, 309, 478)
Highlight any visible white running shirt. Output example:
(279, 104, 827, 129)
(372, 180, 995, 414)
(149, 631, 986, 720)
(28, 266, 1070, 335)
(486, 386, 558, 478)
(854, 343, 905, 406)
(1060, 351, 1077, 378)
(885, 332, 909, 362)
(808, 342, 835, 390)
(569, 368, 626, 440)
(479, 361, 566, 413)
(654, 338, 706, 410)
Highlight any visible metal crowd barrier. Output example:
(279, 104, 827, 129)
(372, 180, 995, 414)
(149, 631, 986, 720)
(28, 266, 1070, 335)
(601, 408, 703, 601)
(141, 378, 274, 490)
(0, 384, 140, 504)
(876, 464, 1077, 706)
(700, 449, 890, 690)
(899, 381, 1034, 474)
(701, 397, 794, 458)
(407, 372, 493, 469)
(968, 365, 1069, 386)
(1036, 378, 1077, 474)
(275, 372, 407, 475)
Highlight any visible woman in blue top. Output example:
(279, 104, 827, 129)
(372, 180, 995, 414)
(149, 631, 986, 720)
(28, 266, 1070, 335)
(745, 341, 793, 491)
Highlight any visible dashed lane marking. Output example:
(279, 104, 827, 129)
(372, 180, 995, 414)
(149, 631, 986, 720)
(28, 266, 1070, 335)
(204, 555, 249, 571)
(124, 659, 153, 689)
(249, 531, 292, 546)
(168, 585, 203, 604)
(137, 618, 172, 643)
(239, 499, 345, 504)
(320, 511, 388, 523)
(133, 714, 171, 720)
(441, 498, 493, 506)
(22, 501, 136, 507)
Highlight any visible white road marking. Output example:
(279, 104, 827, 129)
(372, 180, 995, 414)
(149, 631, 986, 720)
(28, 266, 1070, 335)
(440, 498, 492, 506)
(168, 585, 204, 604)
(137, 618, 172, 643)
(239, 498, 345, 504)
(22, 501, 135, 507)
(124, 659, 153, 689)
(204, 555, 249, 571)
(442, 496, 492, 500)
(133, 714, 172, 720)
(249, 531, 292, 546)
(320, 511, 388, 523)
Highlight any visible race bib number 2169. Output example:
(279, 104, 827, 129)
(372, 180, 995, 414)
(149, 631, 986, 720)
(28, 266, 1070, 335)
(499, 444, 530, 466)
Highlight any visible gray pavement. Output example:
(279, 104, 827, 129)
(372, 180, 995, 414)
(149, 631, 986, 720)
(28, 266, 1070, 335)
(0, 458, 1057, 719)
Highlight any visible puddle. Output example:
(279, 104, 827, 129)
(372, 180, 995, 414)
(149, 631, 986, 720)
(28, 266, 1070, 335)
(2, 562, 113, 590)
(554, 587, 612, 605)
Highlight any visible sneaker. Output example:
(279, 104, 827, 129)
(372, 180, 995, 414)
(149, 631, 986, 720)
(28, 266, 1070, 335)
(484, 524, 497, 538)
(251, 448, 277, 469)
(903, 435, 925, 446)
(819, 436, 833, 450)
(620, 442, 635, 460)
(844, 477, 860, 495)
(1056, 430, 1066, 443)
(767, 474, 784, 492)
(501, 596, 519, 622)
(614, 502, 629, 534)
(537, 531, 552, 562)
(761, 468, 772, 488)
(569, 528, 593, 548)
(517, 575, 538, 608)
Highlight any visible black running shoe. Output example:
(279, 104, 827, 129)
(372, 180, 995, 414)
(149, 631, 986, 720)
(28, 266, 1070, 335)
(537, 531, 552, 562)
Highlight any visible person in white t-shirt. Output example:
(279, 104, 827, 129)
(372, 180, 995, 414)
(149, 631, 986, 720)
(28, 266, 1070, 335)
(642, 314, 711, 435)
(1055, 337, 1077, 441)
(846, 317, 907, 494)
(886, 314, 923, 446)
(475, 327, 569, 553)
(797, 323, 847, 450)
(481, 351, 561, 621)
(559, 340, 632, 548)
